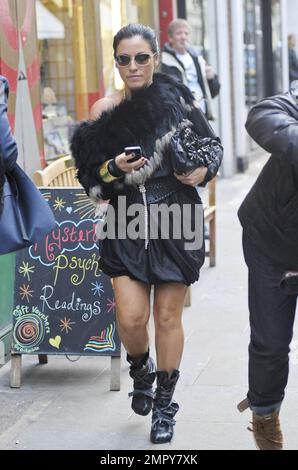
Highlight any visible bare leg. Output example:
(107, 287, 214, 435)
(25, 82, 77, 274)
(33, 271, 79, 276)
(151, 283, 186, 444)
(114, 276, 155, 416)
(113, 276, 151, 357)
(153, 283, 187, 372)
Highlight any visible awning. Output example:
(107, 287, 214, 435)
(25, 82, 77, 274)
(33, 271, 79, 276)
(36, 0, 65, 40)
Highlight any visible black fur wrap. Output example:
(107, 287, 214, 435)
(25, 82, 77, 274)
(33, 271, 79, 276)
(71, 73, 217, 202)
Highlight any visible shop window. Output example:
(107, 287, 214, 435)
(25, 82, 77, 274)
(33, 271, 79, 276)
(36, 0, 156, 163)
(271, 0, 283, 93)
(244, 0, 264, 106)
(244, 0, 283, 106)
(36, 0, 100, 162)
(185, 0, 219, 133)
(185, 0, 205, 56)
(185, 0, 218, 82)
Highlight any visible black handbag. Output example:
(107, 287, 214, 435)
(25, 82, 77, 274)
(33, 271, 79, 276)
(169, 122, 222, 175)
(0, 163, 55, 255)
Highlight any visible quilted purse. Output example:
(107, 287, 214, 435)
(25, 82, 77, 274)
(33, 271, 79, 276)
(169, 121, 222, 175)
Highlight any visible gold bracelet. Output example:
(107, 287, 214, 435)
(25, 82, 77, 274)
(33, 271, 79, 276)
(98, 159, 120, 183)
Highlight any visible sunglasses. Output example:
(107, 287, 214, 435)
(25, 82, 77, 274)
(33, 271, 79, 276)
(115, 53, 157, 67)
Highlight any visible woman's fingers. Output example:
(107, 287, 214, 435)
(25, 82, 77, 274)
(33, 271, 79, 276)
(132, 157, 147, 171)
(116, 152, 147, 173)
(174, 167, 208, 186)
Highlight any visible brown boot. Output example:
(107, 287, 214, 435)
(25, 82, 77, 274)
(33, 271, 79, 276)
(248, 411, 283, 450)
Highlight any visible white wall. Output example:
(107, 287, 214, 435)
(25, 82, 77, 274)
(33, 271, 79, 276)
(281, 0, 289, 90)
(230, 0, 247, 164)
(287, 0, 298, 42)
(214, 0, 235, 177)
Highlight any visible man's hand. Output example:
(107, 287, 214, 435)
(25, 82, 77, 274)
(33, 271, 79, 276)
(174, 167, 208, 187)
(205, 64, 215, 80)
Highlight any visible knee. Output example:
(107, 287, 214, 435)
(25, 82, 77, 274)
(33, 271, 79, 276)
(154, 306, 182, 333)
(117, 310, 149, 332)
(250, 337, 290, 360)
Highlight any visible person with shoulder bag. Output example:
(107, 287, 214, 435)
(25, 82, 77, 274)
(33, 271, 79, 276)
(0, 75, 55, 255)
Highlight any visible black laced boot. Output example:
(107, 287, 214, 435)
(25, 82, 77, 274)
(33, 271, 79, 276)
(127, 350, 156, 416)
(150, 370, 180, 444)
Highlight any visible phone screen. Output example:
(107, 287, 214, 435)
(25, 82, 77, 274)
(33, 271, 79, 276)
(125, 146, 142, 163)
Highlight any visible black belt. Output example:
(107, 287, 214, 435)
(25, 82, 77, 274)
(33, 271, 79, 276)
(142, 176, 183, 204)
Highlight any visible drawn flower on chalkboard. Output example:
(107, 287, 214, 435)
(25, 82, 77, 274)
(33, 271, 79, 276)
(19, 284, 34, 303)
(18, 261, 35, 281)
(91, 281, 104, 297)
(107, 298, 116, 314)
(53, 196, 66, 212)
(59, 317, 76, 334)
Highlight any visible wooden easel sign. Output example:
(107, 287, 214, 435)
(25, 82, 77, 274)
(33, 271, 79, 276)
(10, 188, 121, 389)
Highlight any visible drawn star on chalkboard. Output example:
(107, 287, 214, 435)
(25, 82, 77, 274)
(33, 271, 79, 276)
(107, 298, 116, 313)
(53, 196, 66, 212)
(18, 261, 35, 281)
(59, 317, 76, 334)
(19, 284, 34, 303)
(91, 281, 104, 297)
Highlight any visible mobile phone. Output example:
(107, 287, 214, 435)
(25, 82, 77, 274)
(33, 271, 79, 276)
(125, 146, 142, 163)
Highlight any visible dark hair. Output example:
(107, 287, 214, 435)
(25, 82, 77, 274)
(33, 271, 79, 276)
(113, 24, 159, 56)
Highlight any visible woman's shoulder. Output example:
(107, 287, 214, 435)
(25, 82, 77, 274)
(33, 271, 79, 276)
(90, 91, 123, 120)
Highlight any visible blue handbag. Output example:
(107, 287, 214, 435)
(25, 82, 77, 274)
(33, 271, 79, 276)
(0, 163, 55, 255)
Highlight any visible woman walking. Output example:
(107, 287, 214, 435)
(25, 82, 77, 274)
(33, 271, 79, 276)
(71, 24, 222, 444)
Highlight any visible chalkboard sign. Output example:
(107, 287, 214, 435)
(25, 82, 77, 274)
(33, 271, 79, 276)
(11, 188, 120, 357)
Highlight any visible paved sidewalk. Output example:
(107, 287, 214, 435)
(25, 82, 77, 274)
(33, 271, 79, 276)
(0, 155, 297, 450)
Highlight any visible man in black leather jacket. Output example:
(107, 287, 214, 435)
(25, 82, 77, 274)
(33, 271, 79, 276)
(237, 90, 298, 450)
